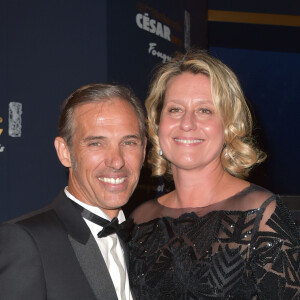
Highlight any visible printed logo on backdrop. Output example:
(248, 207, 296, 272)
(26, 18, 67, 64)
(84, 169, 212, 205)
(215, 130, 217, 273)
(136, 13, 171, 42)
(136, 2, 190, 62)
(148, 43, 171, 62)
(0, 102, 23, 153)
(136, 2, 183, 46)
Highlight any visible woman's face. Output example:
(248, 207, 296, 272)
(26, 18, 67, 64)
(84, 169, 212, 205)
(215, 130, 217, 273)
(158, 72, 224, 172)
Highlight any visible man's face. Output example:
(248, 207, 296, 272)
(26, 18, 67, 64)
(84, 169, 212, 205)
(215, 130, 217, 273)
(55, 98, 146, 218)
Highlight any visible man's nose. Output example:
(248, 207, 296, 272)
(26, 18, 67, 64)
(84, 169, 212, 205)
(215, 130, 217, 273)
(105, 146, 125, 170)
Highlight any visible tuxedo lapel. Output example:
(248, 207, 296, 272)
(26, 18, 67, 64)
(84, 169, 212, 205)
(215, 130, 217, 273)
(16, 191, 98, 300)
(69, 234, 118, 300)
(53, 191, 91, 245)
(53, 191, 118, 300)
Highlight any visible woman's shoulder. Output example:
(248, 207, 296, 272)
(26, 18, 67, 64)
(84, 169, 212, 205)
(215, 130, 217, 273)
(226, 182, 276, 211)
(246, 184, 300, 241)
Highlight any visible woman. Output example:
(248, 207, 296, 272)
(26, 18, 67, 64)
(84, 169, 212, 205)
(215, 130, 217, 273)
(127, 50, 300, 299)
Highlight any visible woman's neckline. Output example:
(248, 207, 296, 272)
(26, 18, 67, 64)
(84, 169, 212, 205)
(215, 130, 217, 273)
(156, 183, 253, 210)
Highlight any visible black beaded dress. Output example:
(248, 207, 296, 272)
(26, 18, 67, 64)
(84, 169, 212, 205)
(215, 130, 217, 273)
(127, 184, 300, 299)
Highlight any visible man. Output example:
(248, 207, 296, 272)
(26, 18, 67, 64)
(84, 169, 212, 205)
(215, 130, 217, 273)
(0, 84, 146, 300)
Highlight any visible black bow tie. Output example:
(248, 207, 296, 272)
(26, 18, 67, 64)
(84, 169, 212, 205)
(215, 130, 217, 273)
(71, 201, 123, 238)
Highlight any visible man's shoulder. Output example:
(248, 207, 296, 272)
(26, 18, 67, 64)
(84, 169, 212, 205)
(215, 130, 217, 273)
(6, 205, 53, 224)
(0, 205, 67, 252)
(2, 189, 66, 229)
(1, 207, 59, 238)
(0, 208, 58, 254)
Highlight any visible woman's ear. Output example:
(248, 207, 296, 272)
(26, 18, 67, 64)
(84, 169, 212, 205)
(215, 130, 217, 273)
(54, 137, 72, 168)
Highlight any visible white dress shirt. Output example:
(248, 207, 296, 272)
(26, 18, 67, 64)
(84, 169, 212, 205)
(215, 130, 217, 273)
(64, 187, 133, 300)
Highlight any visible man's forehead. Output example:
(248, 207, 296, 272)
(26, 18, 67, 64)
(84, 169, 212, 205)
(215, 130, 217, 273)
(73, 99, 140, 134)
(74, 98, 136, 116)
(74, 98, 114, 116)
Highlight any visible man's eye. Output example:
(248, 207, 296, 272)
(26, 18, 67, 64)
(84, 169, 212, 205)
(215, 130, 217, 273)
(124, 141, 137, 146)
(89, 142, 101, 146)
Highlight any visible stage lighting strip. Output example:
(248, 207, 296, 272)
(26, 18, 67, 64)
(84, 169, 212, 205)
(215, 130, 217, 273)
(208, 10, 300, 27)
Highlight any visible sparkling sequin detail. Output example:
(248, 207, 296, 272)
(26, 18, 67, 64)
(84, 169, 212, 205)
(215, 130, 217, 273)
(128, 184, 300, 299)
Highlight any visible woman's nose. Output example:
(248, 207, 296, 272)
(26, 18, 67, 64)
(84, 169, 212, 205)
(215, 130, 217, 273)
(180, 111, 196, 131)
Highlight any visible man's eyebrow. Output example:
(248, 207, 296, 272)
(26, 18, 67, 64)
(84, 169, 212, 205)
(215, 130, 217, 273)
(123, 134, 141, 140)
(82, 135, 141, 143)
(82, 136, 106, 143)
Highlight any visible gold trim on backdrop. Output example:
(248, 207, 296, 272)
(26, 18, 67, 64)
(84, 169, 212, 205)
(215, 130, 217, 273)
(208, 10, 300, 27)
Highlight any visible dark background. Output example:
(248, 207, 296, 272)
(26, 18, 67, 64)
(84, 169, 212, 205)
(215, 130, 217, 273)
(208, 1, 300, 196)
(0, 0, 299, 221)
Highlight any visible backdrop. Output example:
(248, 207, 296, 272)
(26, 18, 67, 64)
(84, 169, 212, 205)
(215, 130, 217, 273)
(207, 0, 300, 198)
(0, 0, 207, 221)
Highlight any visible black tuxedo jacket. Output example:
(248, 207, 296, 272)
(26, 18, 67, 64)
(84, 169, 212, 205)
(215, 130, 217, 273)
(0, 190, 127, 300)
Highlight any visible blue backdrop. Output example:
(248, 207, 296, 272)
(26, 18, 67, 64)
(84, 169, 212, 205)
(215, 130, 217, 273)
(0, 0, 207, 221)
(207, 0, 300, 207)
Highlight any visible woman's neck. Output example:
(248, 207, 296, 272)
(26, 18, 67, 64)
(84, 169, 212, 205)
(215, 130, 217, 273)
(162, 160, 247, 208)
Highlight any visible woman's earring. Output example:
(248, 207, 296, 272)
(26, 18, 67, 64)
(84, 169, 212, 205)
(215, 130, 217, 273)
(224, 147, 228, 157)
(159, 149, 163, 156)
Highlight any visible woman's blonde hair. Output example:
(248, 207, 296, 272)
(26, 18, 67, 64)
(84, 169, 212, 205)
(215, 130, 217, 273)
(145, 50, 266, 179)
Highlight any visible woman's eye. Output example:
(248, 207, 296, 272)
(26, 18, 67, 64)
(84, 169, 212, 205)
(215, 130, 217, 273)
(169, 107, 181, 113)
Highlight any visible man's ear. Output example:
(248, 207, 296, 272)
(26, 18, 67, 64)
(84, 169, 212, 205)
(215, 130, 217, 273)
(54, 137, 72, 168)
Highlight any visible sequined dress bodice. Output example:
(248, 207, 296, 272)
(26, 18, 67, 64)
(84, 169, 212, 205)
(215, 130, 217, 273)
(128, 184, 300, 299)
